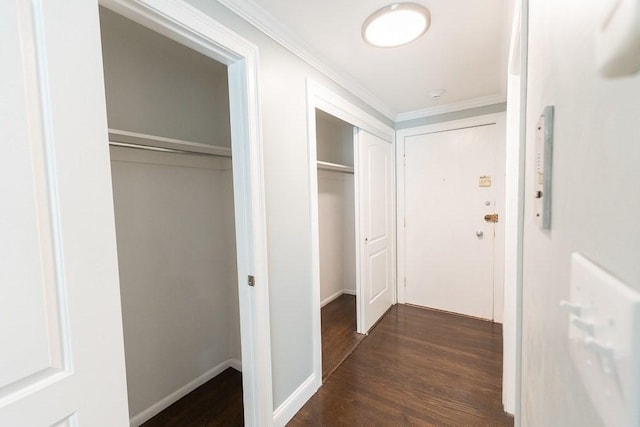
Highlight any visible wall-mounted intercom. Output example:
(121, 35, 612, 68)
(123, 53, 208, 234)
(534, 105, 554, 230)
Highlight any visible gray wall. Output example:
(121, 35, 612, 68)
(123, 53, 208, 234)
(396, 102, 506, 130)
(99, 8, 231, 146)
(522, 0, 640, 425)
(110, 148, 240, 419)
(182, 0, 391, 409)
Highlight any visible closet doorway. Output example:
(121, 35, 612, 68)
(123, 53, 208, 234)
(307, 80, 396, 387)
(98, 1, 272, 425)
(315, 111, 362, 380)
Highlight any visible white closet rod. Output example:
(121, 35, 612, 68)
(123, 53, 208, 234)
(317, 160, 354, 174)
(108, 128, 232, 158)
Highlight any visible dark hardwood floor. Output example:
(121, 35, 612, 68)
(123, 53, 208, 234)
(322, 294, 365, 381)
(141, 368, 243, 427)
(139, 303, 511, 426)
(290, 304, 513, 426)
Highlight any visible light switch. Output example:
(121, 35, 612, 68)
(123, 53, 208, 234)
(597, 0, 640, 77)
(564, 253, 640, 426)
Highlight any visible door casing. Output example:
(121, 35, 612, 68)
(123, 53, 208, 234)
(99, 1, 274, 425)
(306, 79, 395, 394)
(396, 113, 506, 322)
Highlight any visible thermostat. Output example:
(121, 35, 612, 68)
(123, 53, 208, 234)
(534, 106, 554, 230)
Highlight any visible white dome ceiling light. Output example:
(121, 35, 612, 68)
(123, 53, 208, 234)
(362, 3, 431, 48)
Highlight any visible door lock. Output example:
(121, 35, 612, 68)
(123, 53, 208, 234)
(484, 213, 499, 223)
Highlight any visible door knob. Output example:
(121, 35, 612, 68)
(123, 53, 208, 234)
(476, 230, 484, 237)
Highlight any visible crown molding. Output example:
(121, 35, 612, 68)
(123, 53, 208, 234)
(216, 0, 396, 120)
(395, 93, 507, 122)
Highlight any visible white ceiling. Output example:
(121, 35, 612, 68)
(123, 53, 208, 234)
(219, 0, 511, 121)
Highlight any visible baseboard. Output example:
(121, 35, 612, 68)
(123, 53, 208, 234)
(272, 373, 317, 427)
(321, 289, 356, 307)
(130, 358, 238, 426)
(321, 290, 344, 307)
(229, 357, 243, 372)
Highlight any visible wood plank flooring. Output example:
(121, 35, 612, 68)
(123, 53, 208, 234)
(138, 303, 511, 426)
(289, 304, 513, 426)
(322, 294, 364, 381)
(141, 368, 243, 427)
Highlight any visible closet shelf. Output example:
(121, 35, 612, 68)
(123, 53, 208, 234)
(317, 160, 354, 174)
(108, 128, 232, 157)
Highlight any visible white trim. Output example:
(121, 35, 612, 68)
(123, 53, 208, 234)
(230, 358, 243, 372)
(272, 374, 317, 427)
(98, 1, 273, 426)
(514, 1, 529, 425)
(216, 0, 394, 120)
(308, 80, 395, 142)
(395, 113, 505, 305)
(306, 79, 395, 404)
(320, 289, 356, 307)
(321, 290, 345, 307)
(129, 358, 238, 426)
(395, 94, 506, 122)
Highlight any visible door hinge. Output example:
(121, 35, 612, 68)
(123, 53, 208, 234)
(484, 213, 499, 223)
(248, 275, 255, 287)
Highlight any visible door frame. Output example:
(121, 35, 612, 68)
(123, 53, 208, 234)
(395, 113, 506, 316)
(98, 1, 273, 425)
(306, 79, 395, 390)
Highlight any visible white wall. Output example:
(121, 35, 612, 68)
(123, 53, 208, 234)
(317, 171, 356, 305)
(316, 111, 356, 305)
(181, 0, 391, 409)
(110, 148, 241, 419)
(99, 8, 231, 146)
(521, 1, 640, 425)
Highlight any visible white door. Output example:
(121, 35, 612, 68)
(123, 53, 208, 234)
(358, 130, 395, 332)
(1, 1, 129, 425)
(404, 125, 497, 320)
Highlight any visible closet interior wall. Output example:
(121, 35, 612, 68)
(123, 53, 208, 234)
(100, 8, 241, 421)
(316, 110, 356, 306)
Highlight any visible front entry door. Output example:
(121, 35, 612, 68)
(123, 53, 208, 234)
(404, 124, 498, 320)
(358, 130, 395, 332)
(0, 1, 129, 424)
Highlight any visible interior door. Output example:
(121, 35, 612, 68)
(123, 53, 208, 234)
(358, 130, 395, 332)
(0, 1, 129, 425)
(404, 124, 497, 320)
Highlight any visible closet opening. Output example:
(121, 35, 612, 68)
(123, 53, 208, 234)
(99, 7, 247, 425)
(315, 110, 364, 381)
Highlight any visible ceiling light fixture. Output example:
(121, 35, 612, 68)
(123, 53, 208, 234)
(362, 3, 431, 48)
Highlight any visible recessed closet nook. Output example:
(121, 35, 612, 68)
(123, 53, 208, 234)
(99, 8, 243, 425)
(315, 110, 363, 380)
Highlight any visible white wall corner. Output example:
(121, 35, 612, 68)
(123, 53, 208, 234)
(395, 94, 507, 122)
(272, 373, 318, 427)
(129, 359, 237, 426)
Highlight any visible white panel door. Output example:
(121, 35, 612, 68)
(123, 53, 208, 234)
(404, 125, 497, 320)
(358, 130, 394, 332)
(0, 0, 129, 425)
